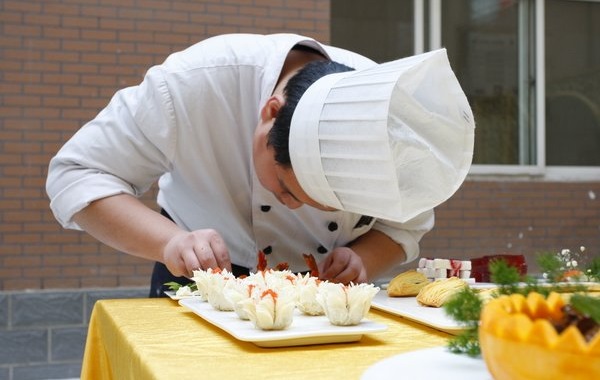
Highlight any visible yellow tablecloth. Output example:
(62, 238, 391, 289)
(81, 298, 451, 379)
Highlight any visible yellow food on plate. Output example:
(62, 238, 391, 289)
(479, 292, 600, 380)
(387, 270, 429, 297)
(416, 277, 467, 307)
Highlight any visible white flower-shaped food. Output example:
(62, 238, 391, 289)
(240, 285, 296, 330)
(317, 282, 379, 326)
(295, 273, 324, 316)
(247, 269, 297, 288)
(191, 269, 212, 302)
(205, 268, 236, 311)
(223, 277, 259, 320)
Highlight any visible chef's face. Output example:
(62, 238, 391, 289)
(255, 141, 336, 211)
(253, 96, 336, 211)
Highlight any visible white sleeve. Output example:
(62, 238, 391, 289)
(370, 209, 435, 279)
(46, 65, 177, 229)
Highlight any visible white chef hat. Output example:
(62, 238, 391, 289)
(289, 48, 475, 223)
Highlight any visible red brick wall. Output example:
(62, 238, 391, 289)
(1, 1, 598, 290)
(420, 181, 600, 274)
(0, 0, 330, 290)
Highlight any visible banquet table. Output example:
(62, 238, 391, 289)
(81, 297, 453, 379)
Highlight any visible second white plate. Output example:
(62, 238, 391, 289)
(370, 292, 465, 334)
(361, 346, 492, 380)
(179, 298, 388, 347)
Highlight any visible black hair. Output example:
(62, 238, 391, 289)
(267, 60, 355, 167)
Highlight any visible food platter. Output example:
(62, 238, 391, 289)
(179, 298, 387, 347)
(370, 291, 466, 334)
(373, 280, 600, 334)
(361, 347, 491, 380)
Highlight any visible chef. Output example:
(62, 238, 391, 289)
(46, 33, 474, 297)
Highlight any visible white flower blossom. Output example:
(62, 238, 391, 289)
(205, 268, 236, 311)
(316, 282, 379, 326)
(295, 273, 324, 316)
(223, 277, 256, 320)
(191, 268, 212, 301)
(240, 284, 296, 330)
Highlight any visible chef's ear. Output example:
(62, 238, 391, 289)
(260, 95, 284, 122)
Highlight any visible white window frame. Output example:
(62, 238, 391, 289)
(414, 0, 600, 182)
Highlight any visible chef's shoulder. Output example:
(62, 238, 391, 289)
(158, 33, 305, 72)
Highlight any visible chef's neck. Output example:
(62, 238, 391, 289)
(272, 46, 329, 97)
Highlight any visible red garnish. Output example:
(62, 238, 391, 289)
(285, 274, 296, 283)
(302, 253, 319, 277)
(275, 262, 289, 271)
(246, 283, 256, 297)
(257, 250, 268, 272)
(261, 288, 278, 301)
(560, 269, 583, 282)
(255, 250, 289, 272)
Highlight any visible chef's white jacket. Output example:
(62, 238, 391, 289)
(46, 33, 434, 279)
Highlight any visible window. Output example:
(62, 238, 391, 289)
(331, 0, 414, 63)
(441, 0, 525, 165)
(331, 0, 600, 177)
(545, 0, 600, 166)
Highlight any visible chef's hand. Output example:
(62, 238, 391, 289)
(162, 229, 232, 277)
(318, 247, 368, 284)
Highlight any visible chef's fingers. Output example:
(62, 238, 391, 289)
(190, 229, 231, 272)
(193, 238, 219, 270)
(162, 232, 196, 277)
(324, 262, 355, 284)
(207, 230, 231, 271)
(319, 252, 347, 282)
(320, 247, 367, 284)
(181, 247, 202, 275)
(330, 265, 362, 284)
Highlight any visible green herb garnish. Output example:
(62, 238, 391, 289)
(444, 287, 483, 324)
(537, 247, 595, 282)
(570, 294, 600, 324)
(444, 287, 483, 356)
(443, 259, 526, 357)
(586, 257, 600, 282)
(164, 281, 197, 292)
(536, 251, 564, 283)
(489, 259, 527, 294)
(489, 259, 544, 296)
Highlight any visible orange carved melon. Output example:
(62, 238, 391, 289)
(479, 292, 600, 380)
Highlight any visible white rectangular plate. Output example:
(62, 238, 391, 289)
(370, 292, 465, 335)
(179, 298, 387, 347)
